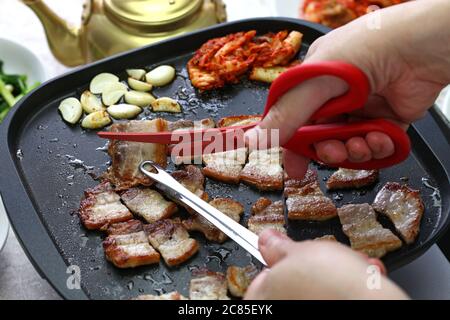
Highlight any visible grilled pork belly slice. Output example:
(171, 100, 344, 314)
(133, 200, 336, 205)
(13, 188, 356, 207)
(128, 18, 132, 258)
(182, 198, 244, 243)
(202, 148, 248, 184)
(226, 265, 259, 298)
(315, 235, 338, 242)
(338, 204, 402, 258)
(168, 118, 216, 132)
(121, 188, 178, 223)
(133, 292, 187, 300)
(326, 168, 379, 190)
(171, 165, 208, 201)
(144, 218, 199, 267)
(373, 182, 424, 244)
(189, 269, 229, 300)
(169, 118, 216, 165)
(171, 165, 209, 214)
(105, 119, 168, 190)
(78, 181, 133, 230)
(248, 198, 286, 235)
(240, 147, 284, 191)
(285, 170, 337, 221)
(217, 115, 262, 128)
(103, 220, 160, 268)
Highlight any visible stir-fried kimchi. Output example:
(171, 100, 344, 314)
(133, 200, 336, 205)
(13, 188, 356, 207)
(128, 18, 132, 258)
(301, 0, 407, 28)
(188, 30, 303, 91)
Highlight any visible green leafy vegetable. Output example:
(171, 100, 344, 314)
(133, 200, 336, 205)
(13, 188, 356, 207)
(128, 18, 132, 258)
(0, 59, 41, 122)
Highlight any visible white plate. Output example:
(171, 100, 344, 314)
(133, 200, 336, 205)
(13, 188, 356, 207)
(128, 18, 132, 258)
(0, 37, 47, 251)
(442, 86, 450, 122)
(273, 0, 302, 18)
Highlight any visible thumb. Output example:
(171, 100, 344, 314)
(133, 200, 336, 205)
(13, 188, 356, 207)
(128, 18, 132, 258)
(258, 229, 295, 267)
(244, 75, 348, 149)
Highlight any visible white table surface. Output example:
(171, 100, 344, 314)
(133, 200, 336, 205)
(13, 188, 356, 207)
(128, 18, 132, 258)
(0, 0, 449, 300)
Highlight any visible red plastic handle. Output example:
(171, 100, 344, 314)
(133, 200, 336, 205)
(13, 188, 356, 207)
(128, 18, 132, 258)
(263, 61, 371, 120)
(283, 119, 411, 169)
(263, 61, 411, 169)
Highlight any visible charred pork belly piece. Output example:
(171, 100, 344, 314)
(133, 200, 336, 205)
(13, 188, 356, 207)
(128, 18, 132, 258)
(217, 115, 262, 128)
(338, 203, 402, 258)
(171, 165, 208, 201)
(315, 235, 338, 242)
(285, 170, 337, 221)
(105, 120, 168, 190)
(326, 168, 379, 190)
(248, 197, 286, 235)
(78, 181, 133, 230)
(226, 265, 259, 298)
(168, 118, 216, 132)
(182, 198, 244, 243)
(103, 220, 160, 268)
(240, 147, 284, 191)
(189, 269, 229, 300)
(202, 148, 248, 184)
(169, 118, 216, 165)
(144, 218, 198, 267)
(133, 292, 187, 300)
(121, 188, 178, 223)
(373, 182, 424, 244)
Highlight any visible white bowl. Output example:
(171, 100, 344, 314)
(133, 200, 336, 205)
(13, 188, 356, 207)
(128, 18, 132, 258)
(0, 37, 47, 84)
(0, 37, 47, 251)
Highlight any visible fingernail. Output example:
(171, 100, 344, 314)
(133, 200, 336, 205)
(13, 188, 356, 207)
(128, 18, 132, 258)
(244, 126, 261, 150)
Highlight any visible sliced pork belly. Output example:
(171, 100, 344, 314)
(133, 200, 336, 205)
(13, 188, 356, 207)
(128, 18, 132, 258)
(240, 147, 284, 191)
(248, 197, 286, 235)
(373, 182, 424, 244)
(326, 168, 379, 190)
(217, 115, 262, 128)
(169, 118, 216, 165)
(105, 120, 168, 190)
(78, 181, 133, 230)
(171, 165, 208, 201)
(189, 269, 229, 300)
(182, 198, 244, 243)
(168, 118, 216, 132)
(121, 188, 178, 223)
(103, 220, 160, 268)
(315, 235, 338, 242)
(202, 148, 247, 184)
(134, 292, 187, 300)
(338, 204, 402, 258)
(144, 218, 199, 267)
(285, 170, 337, 221)
(226, 265, 259, 298)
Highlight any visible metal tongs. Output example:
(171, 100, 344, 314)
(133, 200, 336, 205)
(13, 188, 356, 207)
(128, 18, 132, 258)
(140, 161, 267, 266)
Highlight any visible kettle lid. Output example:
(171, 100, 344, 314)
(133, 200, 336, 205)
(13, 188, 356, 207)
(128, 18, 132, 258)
(104, 0, 204, 32)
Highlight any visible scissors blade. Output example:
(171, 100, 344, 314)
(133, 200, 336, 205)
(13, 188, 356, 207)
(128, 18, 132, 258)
(140, 161, 267, 266)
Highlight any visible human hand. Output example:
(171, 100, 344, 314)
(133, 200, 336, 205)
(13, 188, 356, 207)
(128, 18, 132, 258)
(245, 0, 450, 178)
(244, 230, 408, 300)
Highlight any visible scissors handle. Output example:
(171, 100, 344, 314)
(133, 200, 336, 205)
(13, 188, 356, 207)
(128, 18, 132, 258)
(285, 119, 411, 170)
(263, 61, 411, 169)
(264, 61, 371, 120)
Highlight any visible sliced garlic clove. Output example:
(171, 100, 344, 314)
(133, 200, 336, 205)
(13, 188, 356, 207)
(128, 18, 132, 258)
(102, 82, 128, 106)
(107, 104, 142, 119)
(58, 97, 83, 124)
(126, 69, 146, 80)
(145, 65, 176, 87)
(80, 90, 105, 114)
(151, 97, 182, 113)
(89, 73, 119, 94)
(128, 78, 153, 92)
(124, 90, 155, 107)
(81, 110, 112, 129)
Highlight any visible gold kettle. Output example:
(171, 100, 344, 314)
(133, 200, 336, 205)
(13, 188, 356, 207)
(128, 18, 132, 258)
(22, 0, 227, 67)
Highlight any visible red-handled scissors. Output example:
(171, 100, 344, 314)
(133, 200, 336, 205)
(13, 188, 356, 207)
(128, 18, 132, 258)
(98, 61, 411, 170)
